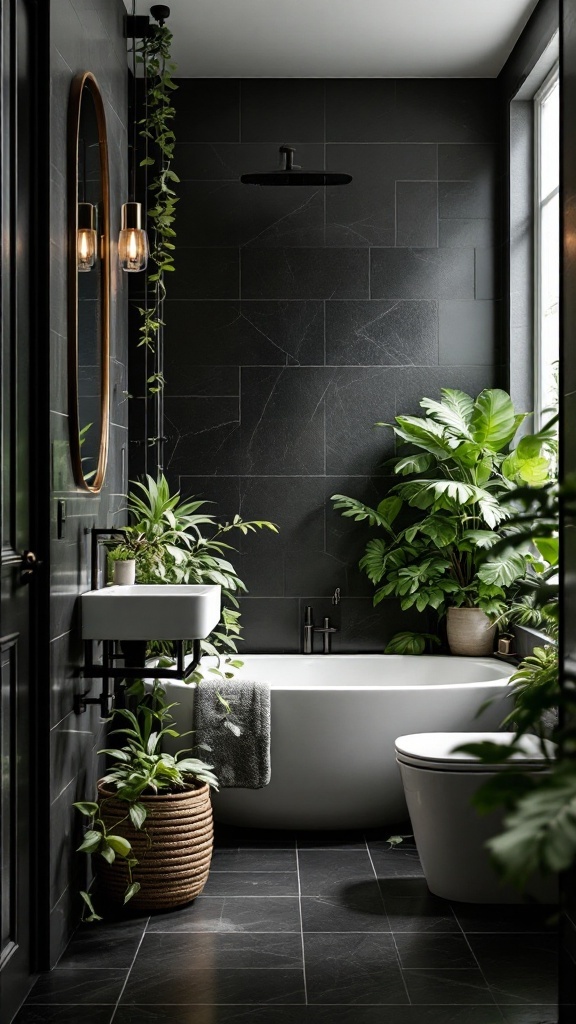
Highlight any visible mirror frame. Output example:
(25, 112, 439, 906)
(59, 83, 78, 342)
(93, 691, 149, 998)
(67, 71, 110, 493)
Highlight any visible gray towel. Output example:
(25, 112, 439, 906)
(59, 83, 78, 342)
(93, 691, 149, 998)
(192, 679, 271, 789)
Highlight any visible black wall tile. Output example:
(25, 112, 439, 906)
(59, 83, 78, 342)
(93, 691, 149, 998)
(170, 249, 239, 301)
(438, 180, 494, 221)
(164, 397, 241, 476)
(240, 367, 327, 475)
(237, 598, 300, 652)
(325, 145, 437, 247)
(177, 180, 325, 248)
(164, 365, 239, 399)
(174, 79, 240, 143)
(165, 300, 323, 368)
(325, 80, 397, 143)
(240, 79, 324, 143)
(371, 247, 475, 300)
(395, 80, 498, 144)
(439, 218, 494, 247)
(396, 182, 438, 247)
(439, 301, 497, 365)
(153, 77, 501, 658)
(241, 248, 369, 300)
(326, 300, 438, 366)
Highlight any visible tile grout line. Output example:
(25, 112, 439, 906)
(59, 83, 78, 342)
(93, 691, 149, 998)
(108, 916, 150, 1022)
(451, 907, 503, 1013)
(295, 844, 309, 1005)
(364, 833, 412, 1005)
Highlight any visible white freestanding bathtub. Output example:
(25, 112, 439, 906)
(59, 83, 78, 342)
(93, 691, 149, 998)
(163, 654, 514, 830)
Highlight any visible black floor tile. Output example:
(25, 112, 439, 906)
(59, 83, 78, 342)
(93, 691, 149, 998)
(402, 967, 496, 1005)
(125, 930, 302, 973)
(452, 902, 558, 934)
(498, 1007, 558, 1023)
(395, 932, 478, 969)
(298, 849, 375, 898)
(467, 933, 559, 1005)
(109, 1007, 509, 1024)
(25, 969, 127, 1004)
(378, 876, 434, 898)
(147, 896, 301, 933)
(122, 966, 306, 1005)
(201, 870, 299, 897)
(370, 846, 425, 878)
(300, 890, 390, 932)
(296, 830, 367, 849)
(14, 1008, 114, 1024)
(56, 919, 147, 969)
(385, 894, 459, 932)
(209, 848, 297, 872)
(303, 932, 408, 1004)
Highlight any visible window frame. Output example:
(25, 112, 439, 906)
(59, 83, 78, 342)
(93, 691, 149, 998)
(533, 62, 560, 431)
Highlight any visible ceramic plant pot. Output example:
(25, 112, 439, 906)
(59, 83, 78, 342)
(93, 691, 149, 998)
(96, 781, 213, 910)
(446, 606, 496, 657)
(113, 559, 136, 585)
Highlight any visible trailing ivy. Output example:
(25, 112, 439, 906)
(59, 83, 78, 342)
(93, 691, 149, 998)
(136, 24, 179, 384)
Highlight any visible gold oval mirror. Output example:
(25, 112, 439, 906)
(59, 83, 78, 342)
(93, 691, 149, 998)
(68, 71, 110, 492)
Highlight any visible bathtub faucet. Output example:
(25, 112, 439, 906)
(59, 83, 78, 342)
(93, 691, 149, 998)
(303, 606, 338, 654)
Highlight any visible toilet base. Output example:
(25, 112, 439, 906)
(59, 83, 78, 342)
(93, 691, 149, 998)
(399, 762, 558, 904)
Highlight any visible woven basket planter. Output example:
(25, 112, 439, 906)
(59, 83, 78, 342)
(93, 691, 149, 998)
(446, 606, 496, 657)
(96, 780, 213, 910)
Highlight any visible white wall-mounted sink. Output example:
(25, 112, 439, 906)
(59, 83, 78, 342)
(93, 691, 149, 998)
(81, 584, 221, 640)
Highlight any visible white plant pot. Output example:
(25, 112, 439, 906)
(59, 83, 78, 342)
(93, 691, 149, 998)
(113, 559, 136, 586)
(446, 606, 496, 657)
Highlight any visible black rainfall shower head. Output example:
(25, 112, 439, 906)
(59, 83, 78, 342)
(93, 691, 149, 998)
(241, 145, 352, 186)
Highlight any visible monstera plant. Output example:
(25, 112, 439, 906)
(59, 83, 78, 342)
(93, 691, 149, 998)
(332, 388, 556, 654)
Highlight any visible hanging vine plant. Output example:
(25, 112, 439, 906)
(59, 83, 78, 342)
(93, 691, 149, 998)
(136, 22, 179, 394)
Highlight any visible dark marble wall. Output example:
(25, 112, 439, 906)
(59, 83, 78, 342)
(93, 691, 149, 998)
(49, 0, 128, 965)
(150, 78, 503, 653)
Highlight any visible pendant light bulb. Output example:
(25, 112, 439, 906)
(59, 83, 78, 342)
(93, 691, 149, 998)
(77, 202, 97, 272)
(118, 201, 149, 272)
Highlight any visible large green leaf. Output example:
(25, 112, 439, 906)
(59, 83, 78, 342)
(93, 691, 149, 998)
(470, 389, 519, 451)
(420, 389, 474, 438)
(393, 452, 434, 477)
(488, 768, 576, 884)
(385, 632, 429, 655)
(477, 548, 529, 587)
(393, 416, 453, 460)
(419, 516, 459, 548)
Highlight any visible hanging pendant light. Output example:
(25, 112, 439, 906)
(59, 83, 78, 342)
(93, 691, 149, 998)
(77, 202, 97, 272)
(119, 200, 149, 272)
(119, 8, 150, 273)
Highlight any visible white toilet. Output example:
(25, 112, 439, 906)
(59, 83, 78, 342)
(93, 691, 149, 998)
(395, 731, 558, 904)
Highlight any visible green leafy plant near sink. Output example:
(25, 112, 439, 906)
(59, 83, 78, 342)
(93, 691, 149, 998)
(108, 474, 277, 669)
(332, 388, 556, 653)
(75, 678, 218, 918)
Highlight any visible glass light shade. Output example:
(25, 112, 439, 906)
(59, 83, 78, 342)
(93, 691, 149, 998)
(77, 202, 97, 272)
(118, 201, 149, 272)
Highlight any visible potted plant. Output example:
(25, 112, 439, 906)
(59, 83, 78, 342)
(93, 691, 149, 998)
(75, 678, 219, 918)
(332, 388, 556, 655)
(107, 473, 277, 667)
(107, 543, 137, 585)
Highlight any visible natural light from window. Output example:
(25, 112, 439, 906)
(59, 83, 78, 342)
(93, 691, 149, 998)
(535, 68, 559, 428)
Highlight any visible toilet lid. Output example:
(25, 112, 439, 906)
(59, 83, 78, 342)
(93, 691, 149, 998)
(395, 732, 555, 771)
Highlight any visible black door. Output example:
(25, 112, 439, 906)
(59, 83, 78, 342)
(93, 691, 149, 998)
(0, 1, 48, 1018)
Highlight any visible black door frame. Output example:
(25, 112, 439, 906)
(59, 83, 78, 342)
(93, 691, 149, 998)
(0, 0, 52, 1003)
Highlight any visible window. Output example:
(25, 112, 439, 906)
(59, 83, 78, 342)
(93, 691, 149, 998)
(534, 66, 560, 429)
